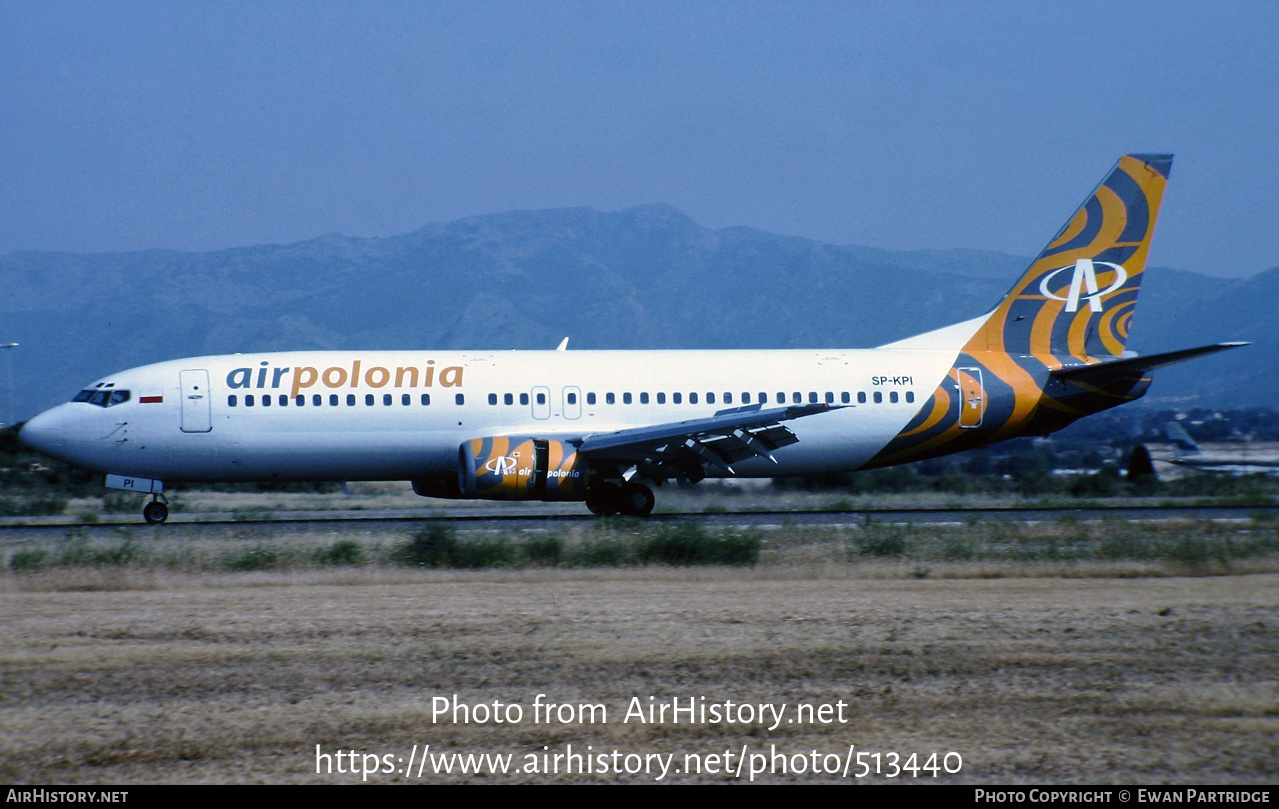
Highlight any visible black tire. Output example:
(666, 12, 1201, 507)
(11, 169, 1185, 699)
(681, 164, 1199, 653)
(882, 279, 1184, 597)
(585, 483, 622, 516)
(619, 482, 655, 517)
(143, 501, 168, 525)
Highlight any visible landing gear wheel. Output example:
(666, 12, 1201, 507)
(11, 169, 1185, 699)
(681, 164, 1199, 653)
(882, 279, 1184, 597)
(143, 500, 169, 525)
(619, 482, 655, 517)
(585, 483, 622, 516)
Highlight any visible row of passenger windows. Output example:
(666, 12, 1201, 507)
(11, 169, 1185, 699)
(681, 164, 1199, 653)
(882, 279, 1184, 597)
(225, 389, 916, 409)
(229, 393, 448, 408)
(532, 390, 917, 406)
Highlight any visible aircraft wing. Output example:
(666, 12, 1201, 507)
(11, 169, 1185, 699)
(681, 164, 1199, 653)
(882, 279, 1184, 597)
(576, 403, 840, 480)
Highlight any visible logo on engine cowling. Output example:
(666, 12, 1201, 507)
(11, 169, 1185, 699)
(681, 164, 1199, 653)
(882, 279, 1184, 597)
(484, 456, 520, 475)
(1038, 258, 1128, 313)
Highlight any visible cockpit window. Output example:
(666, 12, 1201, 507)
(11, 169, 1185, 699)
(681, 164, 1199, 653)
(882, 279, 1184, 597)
(72, 389, 130, 407)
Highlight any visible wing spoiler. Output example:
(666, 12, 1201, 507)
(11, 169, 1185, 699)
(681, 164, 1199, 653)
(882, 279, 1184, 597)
(577, 403, 838, 455)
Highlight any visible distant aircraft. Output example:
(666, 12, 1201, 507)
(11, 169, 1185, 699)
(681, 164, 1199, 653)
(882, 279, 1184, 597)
(1159, 421, 1279, 477)
(20, 155, 1246, 523)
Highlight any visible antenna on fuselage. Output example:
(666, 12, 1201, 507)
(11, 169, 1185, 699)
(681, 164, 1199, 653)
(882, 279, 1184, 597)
(556, 337, 569, 351)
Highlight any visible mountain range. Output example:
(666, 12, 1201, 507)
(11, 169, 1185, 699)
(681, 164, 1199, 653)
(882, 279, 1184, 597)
(1, 204, 1274, 422)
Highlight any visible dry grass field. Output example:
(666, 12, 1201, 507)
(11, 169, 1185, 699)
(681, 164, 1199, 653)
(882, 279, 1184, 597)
(2, 520, 1276, 784)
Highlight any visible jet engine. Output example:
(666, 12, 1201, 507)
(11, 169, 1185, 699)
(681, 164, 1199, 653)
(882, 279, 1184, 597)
(412, 436, 589, 501)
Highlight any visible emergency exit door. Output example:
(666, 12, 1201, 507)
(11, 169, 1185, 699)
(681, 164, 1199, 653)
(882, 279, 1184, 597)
(531, 386, 551, 420)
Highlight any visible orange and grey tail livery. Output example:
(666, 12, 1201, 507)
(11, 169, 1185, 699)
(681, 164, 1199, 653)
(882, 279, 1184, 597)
(868, 154, 1243, 468)
(966, 153, 1171, 365)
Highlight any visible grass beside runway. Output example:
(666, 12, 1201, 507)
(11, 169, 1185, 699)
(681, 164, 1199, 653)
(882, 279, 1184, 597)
(5, 515, 1279, 584)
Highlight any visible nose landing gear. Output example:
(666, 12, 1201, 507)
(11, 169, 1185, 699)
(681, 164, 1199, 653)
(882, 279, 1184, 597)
(142, 494, 169, 525)
(103, 474, 168, 525)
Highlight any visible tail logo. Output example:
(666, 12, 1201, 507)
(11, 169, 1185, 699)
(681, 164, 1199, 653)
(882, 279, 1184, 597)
(1038, 259, 1128, 313)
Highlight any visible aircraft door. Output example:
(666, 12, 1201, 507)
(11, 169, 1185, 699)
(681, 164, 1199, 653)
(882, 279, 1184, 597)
(563, 386, 581, 419)
(956, 367, 985, 428)
(531, 386, 551, 420)
(180, 369, 212, 433)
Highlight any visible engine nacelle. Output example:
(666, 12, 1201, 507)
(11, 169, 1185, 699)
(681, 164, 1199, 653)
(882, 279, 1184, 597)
(412, 436, 589, 501)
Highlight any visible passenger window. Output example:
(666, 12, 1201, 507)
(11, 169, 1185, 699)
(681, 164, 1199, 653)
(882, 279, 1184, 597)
(262, 395, 271, 407)
(873, 392, 883, 403)
(776, 393, 785, 404)
(825, 392, 834, 404)
(421, 394, 431, 405)
(793, 392, 802, 404)
(279, 394, 288, 406)
(808, 392, 818, 404)
(455, 394, 465, 405)
(723, 392, 731, 404)
(858, 392, 867, 404)
(402, 394, 410, 406)
(624, 392, 633, 404)
(537, 392, 546, 405)
(688, 392, 696, 405)
(330, 394, 338, 406)
(520, 393, 529, 405)
(587, 392, 596, 405)
(228, 395, 237, 407)
(657, 393, 666, 404)
(706, 392, 714, 405)
(841, 392, 850, 404)
(295, 395, 304, 406)
(906, 391, 915, 403)
(567, 392, 577, 405)
(246, 395, 255, 406)
(383, 393, 393, 406)
(504, 393, 513, 405)
(606, 392, 615, 405)
(313, 394, 322, 406)
(741, 393, 750, 404)
(890, 391, 899, 403)
(347, 394, 356, 406)
(640, 392, 649, 404)
(488, 393, 498, 405)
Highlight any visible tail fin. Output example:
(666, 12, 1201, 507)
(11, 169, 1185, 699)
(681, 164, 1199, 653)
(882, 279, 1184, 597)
(867, 155, 1192, 468)
(1165, 422, 1201, 455)
(964, 154, 1172, 366)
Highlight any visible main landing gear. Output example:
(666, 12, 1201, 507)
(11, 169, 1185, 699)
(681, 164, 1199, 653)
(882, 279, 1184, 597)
(585, 481, 655, 517)
(142, 494, 169, 525)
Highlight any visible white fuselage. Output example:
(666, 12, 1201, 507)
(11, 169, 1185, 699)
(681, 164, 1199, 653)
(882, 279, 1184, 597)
(21, 347, 963, 484)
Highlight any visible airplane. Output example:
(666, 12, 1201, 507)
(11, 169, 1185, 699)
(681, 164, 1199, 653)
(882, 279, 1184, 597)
(1154, 421, 1279, 477)
(19, 154, 1248, 524)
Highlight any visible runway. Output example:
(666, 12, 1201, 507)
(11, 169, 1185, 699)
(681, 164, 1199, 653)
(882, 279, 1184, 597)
(3, 503, 1277, 541)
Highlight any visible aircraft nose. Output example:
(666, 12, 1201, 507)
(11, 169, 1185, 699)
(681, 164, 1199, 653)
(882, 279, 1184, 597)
(19, 405, 73, 455)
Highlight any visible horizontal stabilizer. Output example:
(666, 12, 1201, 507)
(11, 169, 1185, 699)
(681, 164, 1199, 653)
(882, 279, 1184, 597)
(1050, 342, 1249, 387)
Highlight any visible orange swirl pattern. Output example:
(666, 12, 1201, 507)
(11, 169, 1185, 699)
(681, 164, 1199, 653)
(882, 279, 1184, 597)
(866, 155, 1171, 469)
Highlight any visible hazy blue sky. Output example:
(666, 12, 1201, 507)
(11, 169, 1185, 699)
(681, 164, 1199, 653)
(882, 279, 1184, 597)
(3, 1, 1276, 276)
